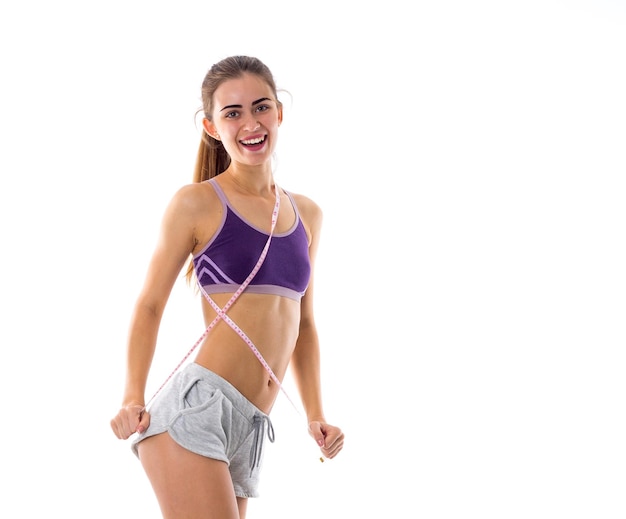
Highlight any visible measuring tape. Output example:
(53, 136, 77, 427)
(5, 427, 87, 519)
(145, 184, 300, 415)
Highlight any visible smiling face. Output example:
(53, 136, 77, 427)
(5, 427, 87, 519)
(203, 73, 283, 168)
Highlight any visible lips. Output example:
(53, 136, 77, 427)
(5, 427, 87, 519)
(241, 135, 266, 145)
(240, 135, 267, 151)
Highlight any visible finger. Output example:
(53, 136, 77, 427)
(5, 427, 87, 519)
(137, 410, 150, 434)
(321, 432, 344, 458)
(322, 441, 343, 459)
(111, 416, 131, 440)
(308, 422, 326, 447)
(110, 418, 122, 439)
(125, 405, 144, 433)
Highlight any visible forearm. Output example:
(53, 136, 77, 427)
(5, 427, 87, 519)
(290, 328, 325, 423)
(121, 303, 163, 407)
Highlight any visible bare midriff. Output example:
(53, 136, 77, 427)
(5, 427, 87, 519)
(193, 292, 301, 414)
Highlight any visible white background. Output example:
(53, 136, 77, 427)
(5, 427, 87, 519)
(1, 1, 625, 517)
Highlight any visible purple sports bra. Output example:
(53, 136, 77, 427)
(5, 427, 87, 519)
(192, 178, 311, 301)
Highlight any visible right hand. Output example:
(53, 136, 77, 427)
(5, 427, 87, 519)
(110, 404, 150, 440)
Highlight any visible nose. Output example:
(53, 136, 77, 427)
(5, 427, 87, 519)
(243, 113, 260, 132)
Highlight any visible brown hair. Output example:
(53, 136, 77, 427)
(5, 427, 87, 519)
(193, 55, 282, 182)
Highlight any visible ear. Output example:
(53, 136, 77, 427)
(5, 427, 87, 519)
(202, 118, 220, 140)
(277, 105, 283, 126)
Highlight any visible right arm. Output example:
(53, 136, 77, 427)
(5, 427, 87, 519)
(110, 184, 205, 440)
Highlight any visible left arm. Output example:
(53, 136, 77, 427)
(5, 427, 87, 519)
(290, 195, 345, 459)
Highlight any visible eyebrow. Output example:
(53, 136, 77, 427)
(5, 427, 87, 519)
(219, 97, 272, 112)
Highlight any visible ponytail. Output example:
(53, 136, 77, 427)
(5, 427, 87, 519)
(193, 133, 231, 183)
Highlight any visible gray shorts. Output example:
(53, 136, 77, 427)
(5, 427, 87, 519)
(131, 363, 274, 498)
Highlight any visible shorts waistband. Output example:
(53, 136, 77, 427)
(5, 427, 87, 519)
(186, 362, 268, 420)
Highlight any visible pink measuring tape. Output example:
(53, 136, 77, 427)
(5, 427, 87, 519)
(145, 184, 301, 414)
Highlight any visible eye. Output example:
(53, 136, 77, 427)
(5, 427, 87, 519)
(224, 110, 239, 119)
(255, 104, 270, 113)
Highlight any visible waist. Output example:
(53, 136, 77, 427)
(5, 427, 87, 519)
(197, 299, 299, 410)
(193, 351, 285, 414)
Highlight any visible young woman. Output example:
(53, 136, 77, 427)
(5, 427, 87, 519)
(110, 55, 344, 519)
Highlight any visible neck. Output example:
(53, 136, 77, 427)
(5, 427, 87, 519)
(223, 165, 275, 196)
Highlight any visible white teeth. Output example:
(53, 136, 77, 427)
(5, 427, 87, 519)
(241, 136, 264, 145)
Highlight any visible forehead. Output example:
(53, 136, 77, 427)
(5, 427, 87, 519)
(213, 73, 274, 107)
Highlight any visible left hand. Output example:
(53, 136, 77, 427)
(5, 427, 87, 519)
(308, 420, 345, 459)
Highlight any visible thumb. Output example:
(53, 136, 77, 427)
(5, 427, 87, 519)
(309, 421, 326, 447)
(136, 409, 150, 434)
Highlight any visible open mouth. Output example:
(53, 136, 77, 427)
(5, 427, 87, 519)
(240, 135, 267, 148)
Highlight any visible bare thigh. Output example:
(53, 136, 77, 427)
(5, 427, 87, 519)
(138, 432, 248, 519)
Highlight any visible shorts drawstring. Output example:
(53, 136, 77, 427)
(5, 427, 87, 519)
(250, 414, 275, 475)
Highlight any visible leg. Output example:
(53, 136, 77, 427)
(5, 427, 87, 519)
(138, 432, 242, 519)
(236, 497, 248, 519)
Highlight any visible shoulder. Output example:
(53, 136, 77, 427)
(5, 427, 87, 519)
(289, 191, 323, 227)
(172, 182, 217, 205)
(169, 181, 219, 214)
(287, 191, 323, 249)
(160, 181, 222, 245)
